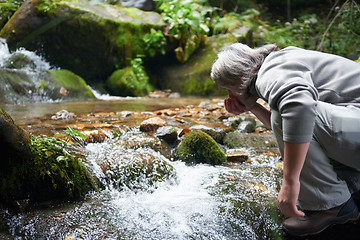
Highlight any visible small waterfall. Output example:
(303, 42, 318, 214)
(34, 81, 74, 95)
(0, 38, 52, 71)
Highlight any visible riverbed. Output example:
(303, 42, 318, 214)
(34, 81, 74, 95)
(0, 96, 287, 239)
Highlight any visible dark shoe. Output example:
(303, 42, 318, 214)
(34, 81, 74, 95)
(282, 198, 360, 237)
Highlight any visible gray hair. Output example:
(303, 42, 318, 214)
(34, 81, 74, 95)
(210, 43, 279, 95)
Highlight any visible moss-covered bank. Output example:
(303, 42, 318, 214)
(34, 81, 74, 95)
(0, 108, 97, 203)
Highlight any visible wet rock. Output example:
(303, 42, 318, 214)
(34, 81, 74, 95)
(140, 117, 167, 132)
(226, 151, 249, 163)
(223, 132, 278, 149)
(147, 89, 170, 98)
(120, 0, 155, 11)
(3, 52, 36, 69)
(51, 110, 75, 120)
(83, 130, 108, 143)
(237, 120, 255, 133)
(175, 130, 226, 165)
(116, 111, 132, 118)
(116, 130, 172, 159)
(154, 126, 178, 145)
(100, 148, 175, 191)
(190, 125, 230, 144)
(154, 34, 236, 96)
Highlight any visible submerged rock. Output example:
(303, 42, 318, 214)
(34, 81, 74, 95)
(0, 108, 97, 203)
(101, 148, 175, 191)
(175, 130, 226, 165)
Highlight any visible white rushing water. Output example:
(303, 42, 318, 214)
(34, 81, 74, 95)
(0, 38, 52, 71)
(3, 133, 283, 239)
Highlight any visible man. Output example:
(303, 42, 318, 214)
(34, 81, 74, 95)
(211, 43, 360, 237)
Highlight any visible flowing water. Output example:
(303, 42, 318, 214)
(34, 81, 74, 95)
(2, 136, 283, 239)
(0, 40, 284, 239)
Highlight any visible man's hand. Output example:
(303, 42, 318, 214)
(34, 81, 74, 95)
(224, 90, 258, 115)
(278, 179, 305, 217)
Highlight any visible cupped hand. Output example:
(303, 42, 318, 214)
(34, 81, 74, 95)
(277, 179, 305, 217)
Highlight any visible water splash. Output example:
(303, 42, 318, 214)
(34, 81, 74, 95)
(0, 38, 52, 71)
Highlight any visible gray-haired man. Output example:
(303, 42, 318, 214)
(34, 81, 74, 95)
(211, 43, 360, 237)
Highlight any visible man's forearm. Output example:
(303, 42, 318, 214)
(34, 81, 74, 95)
(283, 141, 310, 182)
(250, 103, 272, 129)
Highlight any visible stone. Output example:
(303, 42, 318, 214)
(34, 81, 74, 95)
(175, 130, 226, 165)
(226, 151, 249, 163)
(223, 132, 278, 149)
(140, 117, 167, 132)
(237, 120, 255, 133)
(83, 130, 107, 143)
(154, 126, 178, 145)
(106, 66, 153, 97)
(51, 109, 75, 120)
(120, 0, 155, 11)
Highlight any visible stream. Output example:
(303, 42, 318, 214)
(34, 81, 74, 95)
(0, 96, 284, 240)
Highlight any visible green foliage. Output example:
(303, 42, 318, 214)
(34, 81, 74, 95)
(265, 14, 320, 49)
(130, 57, 151, 91)
(56, 126, 87, 143)
(143, 28, 167, 57)
(176, 130, 226, 165)
(154, 0, 211, 62)
(34, 0, 58, 15)
(107, 57, 153, 97)
(265, 1, 360, 57)
(0, 0, 22, 28)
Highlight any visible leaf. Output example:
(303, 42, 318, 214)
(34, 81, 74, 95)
(45, 151, 53, 157)
(57, 156, 66, 162)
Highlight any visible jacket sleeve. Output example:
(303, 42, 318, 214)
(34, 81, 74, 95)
(257, 60, 319, 142)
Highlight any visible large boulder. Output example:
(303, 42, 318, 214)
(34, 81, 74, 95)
(0, 0, 165, 82)
(0, 108, 97, 203)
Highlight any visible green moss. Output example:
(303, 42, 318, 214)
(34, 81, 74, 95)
(29, 136, 97, 200)
(176, 130, 226, 165)
(106, 66, 153, 97)
(48, 69, 95, 99)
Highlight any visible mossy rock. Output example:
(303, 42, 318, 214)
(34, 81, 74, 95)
(175, 130, 226, 165)
(155, 34, 237, 96)
(0, 68, 95, 103)
(102, 148, 176, 191)
(106, 67, 153, 97)
(0, 69, 34, 103)
(223, 132, 278, 149)
(47, 69, 95, 100)
(0, 108, 97, 203)
(3, 52, 36, 69)
(0, 0, 165, 82)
